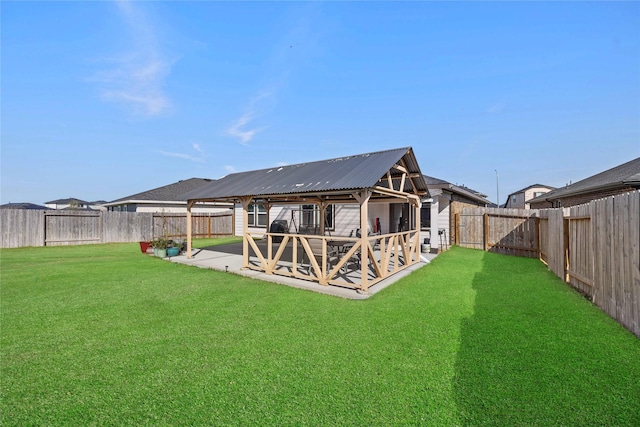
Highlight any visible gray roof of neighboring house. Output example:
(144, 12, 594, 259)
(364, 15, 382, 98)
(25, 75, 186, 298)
(507, 184, 555, 197)
(45, 197, 91, 205)
(183, 147, 427, 201)
(105, 178, 215, 205)
(423, 175, 492, 205)
(0, 202, 52, 210)
(529, 157, 640, 204)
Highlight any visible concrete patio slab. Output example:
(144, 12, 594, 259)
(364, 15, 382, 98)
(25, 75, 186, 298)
(163, 242, 438, 299)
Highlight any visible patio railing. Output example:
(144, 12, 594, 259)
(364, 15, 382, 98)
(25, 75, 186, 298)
(242, 230, 421, 291)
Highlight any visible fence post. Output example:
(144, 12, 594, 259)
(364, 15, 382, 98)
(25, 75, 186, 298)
(563, 217, 570, 283)
(454, 213, 460, 246)
(483, 213, 489, 251)
(535, 216, 541, 260)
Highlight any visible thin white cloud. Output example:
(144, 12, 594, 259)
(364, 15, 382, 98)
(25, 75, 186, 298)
(226, 112, 261, 145)
(224, 6, 322, 145)
(487, 100, 507, 114)
(92, 0, 173, 116)
(224, 165, 237, 173)
(226, 90, 274, 145)
(159, 143, 206, 163)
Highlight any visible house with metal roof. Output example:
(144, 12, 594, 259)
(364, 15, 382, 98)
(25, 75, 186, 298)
(182, 147, 429, 293)
(529, 157, 640, 208)
(102, 178, 231, 213)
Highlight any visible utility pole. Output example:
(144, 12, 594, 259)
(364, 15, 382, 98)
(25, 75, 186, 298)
(495, 169, 500, 207)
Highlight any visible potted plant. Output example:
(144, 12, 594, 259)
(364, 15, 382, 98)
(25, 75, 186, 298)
(150, 237, 169, 257)
(166, 239, 181, 257)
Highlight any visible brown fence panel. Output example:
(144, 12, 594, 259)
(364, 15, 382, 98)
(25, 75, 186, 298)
(567, 204, 593, 297)
(1, 210, 233, 248)
(192, 213, 232, 237)
(44, 211, 101, 246)
(539, 208, 566, 279)
(589, 191, 640, 337)
(102, 211, 153, 243)
(488, 209, 538, 258)
(0, 209, 45, 248)
(153, 212, 233, 239)
(457, 210, 484, 249)
(458, 207, 538, 257)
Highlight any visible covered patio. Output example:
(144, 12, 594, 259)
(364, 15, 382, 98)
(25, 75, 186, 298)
(182, 147, 429, 294)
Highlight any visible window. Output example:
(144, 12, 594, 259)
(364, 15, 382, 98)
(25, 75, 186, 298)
(420, 204, 431, 229)
(299, 204, 334, 231)
(534, 191, 545, 198)
(248, 204, 267, 227)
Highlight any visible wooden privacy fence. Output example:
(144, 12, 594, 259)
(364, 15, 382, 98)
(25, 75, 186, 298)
(456, 191, 640, 338)
(152, 212, 232, 239)
(0, 210, 233, 248)
(455, 207, 539, 257)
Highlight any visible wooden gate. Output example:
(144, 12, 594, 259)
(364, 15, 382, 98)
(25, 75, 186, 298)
(44, 211, 101, 246)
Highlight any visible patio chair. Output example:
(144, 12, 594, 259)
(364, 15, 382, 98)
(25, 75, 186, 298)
(355, 228, 381, 251)
(304, 238, 339, 276)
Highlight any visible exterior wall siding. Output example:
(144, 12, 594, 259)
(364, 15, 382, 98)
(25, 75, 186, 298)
(235, 202, 392, 238)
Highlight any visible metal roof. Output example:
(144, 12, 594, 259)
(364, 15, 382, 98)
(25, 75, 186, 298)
(104, 178, 215, 206)
(184, 147, 427, 201)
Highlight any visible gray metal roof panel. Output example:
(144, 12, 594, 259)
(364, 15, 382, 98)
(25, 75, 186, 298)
(184, 147, 426, 200)
(107, 178, 215, 204)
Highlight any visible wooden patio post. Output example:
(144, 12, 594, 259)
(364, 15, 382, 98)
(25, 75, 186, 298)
(186, 200, 194, 258)
(356, 190, 372, 292)
(414, 198, 421, 261)
(264, 202, 272, 263)
(240, 197, 252, 269)
(319, 200, 327, 236)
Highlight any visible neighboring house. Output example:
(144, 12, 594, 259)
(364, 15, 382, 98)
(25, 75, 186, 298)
(504, 184, 555, 209)
(45, 198, 104, 210)
(102, 178, 231, 213)
(0, 202, 51, 210)
(529, 157, 640, 208)
(422, 175, 492, 251)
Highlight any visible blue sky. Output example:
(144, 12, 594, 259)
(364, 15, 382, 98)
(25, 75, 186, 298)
(2, 1, 639, 205)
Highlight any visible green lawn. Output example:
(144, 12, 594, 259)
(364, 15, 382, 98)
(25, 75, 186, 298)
(1, 243, 639, 426)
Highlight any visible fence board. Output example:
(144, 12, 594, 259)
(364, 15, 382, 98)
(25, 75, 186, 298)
(0, 209, 45, 248)
(458, 207, 538, 258)
(45, 211, 101, 246)
(630, 191, 640, 336)
(567, 204, 593, 297)
(0, 210, 233, 248)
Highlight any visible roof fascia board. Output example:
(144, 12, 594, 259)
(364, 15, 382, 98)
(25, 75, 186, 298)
(102, 199, 228, 207)
(539, 181, 639, 201)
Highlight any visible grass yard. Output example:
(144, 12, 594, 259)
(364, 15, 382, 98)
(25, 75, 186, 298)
(1, 243, 639, 426)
